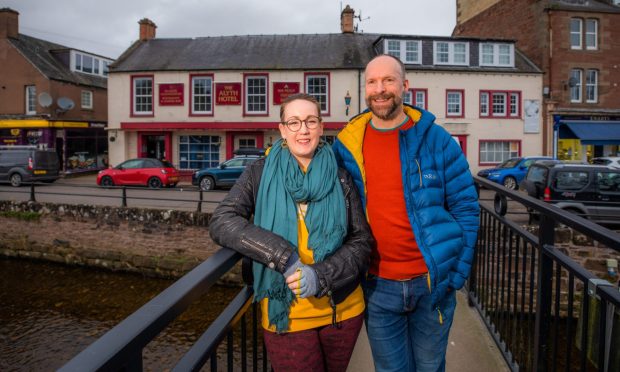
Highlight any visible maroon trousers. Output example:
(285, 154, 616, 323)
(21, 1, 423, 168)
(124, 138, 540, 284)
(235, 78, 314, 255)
(263, 314, 364, 372)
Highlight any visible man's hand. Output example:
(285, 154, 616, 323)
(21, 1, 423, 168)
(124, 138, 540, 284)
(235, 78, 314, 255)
(286, 265, 319, 298)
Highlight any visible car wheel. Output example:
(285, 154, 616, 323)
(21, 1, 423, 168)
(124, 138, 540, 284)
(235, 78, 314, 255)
(200, 176, 215, 191)
(503, 176, 518, 190)
(100, 176, 114, 187)
(9, 173, 22, 187)
(148, 177, 163, 189)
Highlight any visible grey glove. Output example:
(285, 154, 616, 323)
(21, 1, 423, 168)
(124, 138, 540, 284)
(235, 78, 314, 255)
(296, 265, 319, 298)
(283, 252, 302, 277)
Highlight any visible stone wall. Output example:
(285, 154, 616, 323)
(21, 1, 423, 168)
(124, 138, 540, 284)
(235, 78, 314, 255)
(0, 201, 242, 284)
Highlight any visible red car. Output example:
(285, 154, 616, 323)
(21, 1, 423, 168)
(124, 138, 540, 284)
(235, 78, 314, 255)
(97, 158, 180, 188)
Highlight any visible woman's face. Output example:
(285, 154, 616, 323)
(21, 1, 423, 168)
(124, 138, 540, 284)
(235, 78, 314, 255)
(279, 99, 324, 168)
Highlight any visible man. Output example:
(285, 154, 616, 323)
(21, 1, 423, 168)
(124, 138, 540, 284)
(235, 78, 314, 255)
(332, 54, 479, 372)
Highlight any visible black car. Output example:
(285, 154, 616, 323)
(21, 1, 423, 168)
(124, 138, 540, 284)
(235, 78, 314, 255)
(520, 161, 620, 225)
(0, 146, 60, 186)
(192, 154, 263, 191)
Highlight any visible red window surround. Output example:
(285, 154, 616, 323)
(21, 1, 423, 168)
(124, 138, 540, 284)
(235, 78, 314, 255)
(243, 73, 269, 117)
(410, 88, 428, 110)
(445, 89, 465, 119)
(479, 90, 521, 119)
(130, 74, 154, 118)
(304, 72, 331, 117)
(189, 73, 214, 117)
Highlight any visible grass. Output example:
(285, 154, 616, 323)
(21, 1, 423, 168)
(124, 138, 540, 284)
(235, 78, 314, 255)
(0, 211, 41, 221)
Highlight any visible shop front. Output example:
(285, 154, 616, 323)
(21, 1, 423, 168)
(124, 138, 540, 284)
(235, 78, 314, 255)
(553, 115, 620, 163)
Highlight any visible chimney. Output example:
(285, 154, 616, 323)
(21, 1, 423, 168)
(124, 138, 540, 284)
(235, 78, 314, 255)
(0, 8, 19, 39)
(341, 5, 355, 34)
(139, 18, 157, 41)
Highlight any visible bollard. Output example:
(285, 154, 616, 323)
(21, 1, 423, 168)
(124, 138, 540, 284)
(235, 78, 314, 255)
(197, 189, 203, 212)
(121, 186, 127, 207)
(29, 183, 36, 202)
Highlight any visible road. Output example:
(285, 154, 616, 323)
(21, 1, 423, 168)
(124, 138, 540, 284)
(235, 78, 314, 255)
(0, 175, 228, 212)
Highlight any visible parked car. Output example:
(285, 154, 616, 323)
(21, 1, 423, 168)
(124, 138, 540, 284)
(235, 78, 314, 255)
(192, 154, 262, 191)
(0, 146, 60, 187)
(97, 158, 180, 188)
(477, 156, 555, 190)
(519, 161, 620, 225)
(591, 156, 620, 169)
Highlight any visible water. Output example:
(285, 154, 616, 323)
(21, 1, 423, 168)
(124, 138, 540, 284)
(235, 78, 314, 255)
(0, 257, 240, 371)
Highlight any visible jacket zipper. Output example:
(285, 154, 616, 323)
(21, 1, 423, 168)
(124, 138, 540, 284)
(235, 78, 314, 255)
(328, 291, 340, 328)
(240, 237, 274, 266)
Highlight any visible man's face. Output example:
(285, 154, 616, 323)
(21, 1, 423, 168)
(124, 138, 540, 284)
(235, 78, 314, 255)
(365, 56, 409, 121)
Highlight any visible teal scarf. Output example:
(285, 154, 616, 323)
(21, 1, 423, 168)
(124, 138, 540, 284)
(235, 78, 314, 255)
(253, 138, 347, 332)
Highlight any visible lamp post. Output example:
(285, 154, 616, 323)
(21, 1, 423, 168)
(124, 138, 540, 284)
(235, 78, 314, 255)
(344, 91, 351, 116)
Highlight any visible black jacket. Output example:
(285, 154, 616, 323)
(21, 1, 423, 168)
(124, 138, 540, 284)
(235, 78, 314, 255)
(209, 158, 373, 304)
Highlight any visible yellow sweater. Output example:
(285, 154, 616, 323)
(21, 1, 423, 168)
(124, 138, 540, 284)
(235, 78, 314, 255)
(261, 203, 365, 332)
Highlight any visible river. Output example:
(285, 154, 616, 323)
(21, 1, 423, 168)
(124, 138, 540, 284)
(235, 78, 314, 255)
(0, 257, 241, 371)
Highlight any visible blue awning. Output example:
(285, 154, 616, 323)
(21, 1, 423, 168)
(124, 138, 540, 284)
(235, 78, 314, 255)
(558, 120, 620, 145)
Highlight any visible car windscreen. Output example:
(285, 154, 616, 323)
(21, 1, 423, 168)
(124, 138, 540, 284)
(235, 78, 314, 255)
(161, 160, 175, 168)
(498, 158, 520, 168)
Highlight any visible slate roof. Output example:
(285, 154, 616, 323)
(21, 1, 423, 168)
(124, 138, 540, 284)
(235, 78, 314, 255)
(547, 0, 620, 13)
(112, 33, 541, 75)
(9, 34, 109, 89)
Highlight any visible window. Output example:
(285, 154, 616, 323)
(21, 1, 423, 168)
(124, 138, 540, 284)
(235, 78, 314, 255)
(509, 93, 519, 117)
(191, 75, 213, 115)
(586, 69, 598, 103)
(103, 61, 110, 76)
(25, 85, 36, 115)
(73, 51, 113, 77)
(132, 76, 153, 115)
(479, 43, 514, 67)
(434, 41, 469, 65)
(383, 39, 422, 64)
(179, 135, 220, 170)
(81, 90, 93, 109)
(479, 91, 521, 118)
(479, 141, 520, 164)
(480, 92, 489, 116)
(446, 90, 464, 117)
(245, 75, 268, 115)
(585, 19, 598, 50)
(404, 88, 427, 110)
(570, 18, 598, 50)
(570, 18, 582, 49)
(570, 69, 582, 103)
(239, 138, 256, 148)
(305, 73, 329, 114)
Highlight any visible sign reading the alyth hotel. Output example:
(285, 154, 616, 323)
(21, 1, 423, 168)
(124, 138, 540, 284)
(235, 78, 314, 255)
(216, 83, 241, 105)
(273, 82, 300, 105)
(159, 84, 184, 106)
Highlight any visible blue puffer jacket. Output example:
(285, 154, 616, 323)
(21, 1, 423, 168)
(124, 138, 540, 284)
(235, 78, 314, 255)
(333, 105, 480, 305)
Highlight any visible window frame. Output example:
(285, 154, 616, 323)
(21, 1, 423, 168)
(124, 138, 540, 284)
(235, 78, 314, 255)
(478, 140, 522, 166)
(445, 89, 465, 118)
(570, 69, 583, 103)
(478, 43, 515, 67)
(304, 72, 331, 116)
(81, 90, 93, 109)
(585, 19, 598, 50)
(383, 39, 422, 64)
(189, 73, 214, 116)
(405, 88, 427, 110)
(479, 90, 521, 118)
(243, 73, 269, 116)
(131, 75, 154, 117)
(25, 85, 36, 115)
(570, 18, 583, 50)
(433, 41, 469, 66)
(585, 69, 598, 103)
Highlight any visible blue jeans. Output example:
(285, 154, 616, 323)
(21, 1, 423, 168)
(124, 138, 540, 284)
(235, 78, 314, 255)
(363, 274, 457, 372)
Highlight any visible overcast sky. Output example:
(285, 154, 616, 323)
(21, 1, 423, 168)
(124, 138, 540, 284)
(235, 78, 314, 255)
(4, 0, 456, 59)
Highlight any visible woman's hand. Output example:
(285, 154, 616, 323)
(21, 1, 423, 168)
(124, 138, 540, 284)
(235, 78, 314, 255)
(285, 266, 319, 298)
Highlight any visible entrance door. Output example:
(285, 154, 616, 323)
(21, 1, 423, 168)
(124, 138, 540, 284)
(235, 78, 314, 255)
(144, 135, 166, 160)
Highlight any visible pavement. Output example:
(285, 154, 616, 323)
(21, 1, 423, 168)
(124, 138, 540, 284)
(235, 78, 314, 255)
(347, 289, 509, 372)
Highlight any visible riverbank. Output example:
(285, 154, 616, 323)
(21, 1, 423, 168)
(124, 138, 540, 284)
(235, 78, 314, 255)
(0, 201, 241, 282)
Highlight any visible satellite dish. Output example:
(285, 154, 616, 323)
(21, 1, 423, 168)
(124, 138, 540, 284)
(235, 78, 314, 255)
(57, 97, 75, 111)
(38, 92, 53, 108)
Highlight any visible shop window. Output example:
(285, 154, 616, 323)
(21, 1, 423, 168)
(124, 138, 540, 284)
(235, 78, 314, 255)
(132, 76, 153, 116)
(179, 135, 220, 170)
(479, 140, 520, 165)
(81, 90, 93, 109)
(25, 85, 36, 115)
(305, 73, 329, 115)
(244, 74, 268, 115)
(65, 129, 108, 172)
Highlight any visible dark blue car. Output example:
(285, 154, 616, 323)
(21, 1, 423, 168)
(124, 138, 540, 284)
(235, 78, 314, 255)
(191, 155, 262, 191)
(477, 156, 554, 190)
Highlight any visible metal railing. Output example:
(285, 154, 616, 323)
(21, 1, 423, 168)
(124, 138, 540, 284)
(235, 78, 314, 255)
(59, 249, 269, 372)
(472, 177, 620, 372)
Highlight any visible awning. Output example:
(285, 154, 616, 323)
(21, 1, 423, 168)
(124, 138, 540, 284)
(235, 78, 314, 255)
(558, 120, 620, 145)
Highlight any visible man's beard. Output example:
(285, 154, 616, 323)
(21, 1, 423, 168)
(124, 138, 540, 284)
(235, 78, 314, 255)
(366, 93, 402, 121)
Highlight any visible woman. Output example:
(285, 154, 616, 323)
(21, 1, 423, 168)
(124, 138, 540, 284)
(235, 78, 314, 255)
(209, 93, 372, 371)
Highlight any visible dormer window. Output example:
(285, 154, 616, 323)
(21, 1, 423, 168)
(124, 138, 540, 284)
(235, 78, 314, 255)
(433, 41, 469, 66)
(384, 39, 422, 64)
(72, 51, 113, 78)
(479, 43, 514, 67)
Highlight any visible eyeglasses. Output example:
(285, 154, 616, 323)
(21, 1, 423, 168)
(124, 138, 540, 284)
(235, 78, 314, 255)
(282, 116, 322, 132)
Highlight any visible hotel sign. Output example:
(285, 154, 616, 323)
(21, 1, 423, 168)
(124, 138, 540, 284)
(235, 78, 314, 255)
(216, 83, 242, 105)
(273, 82, 300, 105)
(159, 83, 184, 106)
